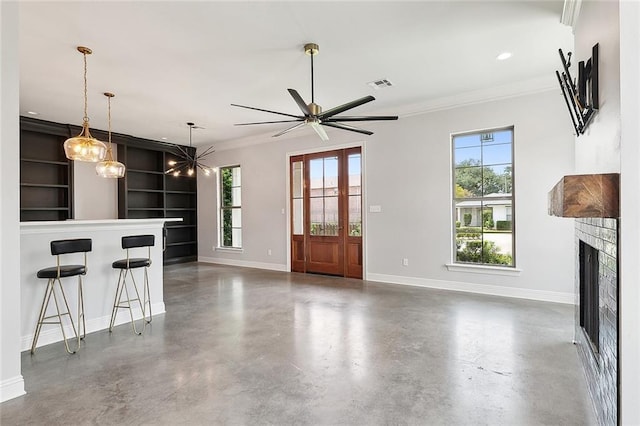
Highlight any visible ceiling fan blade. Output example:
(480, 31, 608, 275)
(273, 122, 306, 138)
(319, 95, 375, 119)
(309, 121, 329, 141)
(231, 103, 302, 119)
(324, 115, 398, 122)
(235, 119, 303, 126)
(288, 89, 312, 116)
(322, 122, 373, 136)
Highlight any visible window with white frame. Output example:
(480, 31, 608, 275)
(219, 165, 242, 248)
(452, 127, 514, 266)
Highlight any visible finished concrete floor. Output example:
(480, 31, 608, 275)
(1, 262, 596, 425)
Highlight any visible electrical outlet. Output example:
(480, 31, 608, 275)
(402, 258, 409, 266)
(268, 249, 272, 256)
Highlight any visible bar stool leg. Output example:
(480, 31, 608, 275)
(78, 275, 86, 342)
(31, 279, 79, 354)
(109, 270, 126, 332)
(50, 279, 78, 355)
(143, 266, 152, 323)
(110, 269, 145, 335)
(31, 279, 54, 354)
(123, 271, 143, 335)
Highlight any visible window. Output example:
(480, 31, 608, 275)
(219, 165, 241, 248)
(452, 127, 514, 266)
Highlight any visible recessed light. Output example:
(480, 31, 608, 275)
(161, 137, 167, 140)
(27, 111, 39, 115)
(496, 52, 512, 61)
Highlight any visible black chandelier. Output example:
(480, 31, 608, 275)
(165, 122, 214, 177)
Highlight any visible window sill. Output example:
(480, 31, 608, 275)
(215, 247, 243, 253)
(445, 263, 522, 276)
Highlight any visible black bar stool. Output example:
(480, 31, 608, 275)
(109, 234, 154, 335)
(31, 238, 92, 354)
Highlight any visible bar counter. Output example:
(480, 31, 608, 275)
(20, 218, 180, 351)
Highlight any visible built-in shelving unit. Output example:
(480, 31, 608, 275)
(20, 118, 73, 222)
(19, 116, 198, 265)
(118, 147, 198, 264)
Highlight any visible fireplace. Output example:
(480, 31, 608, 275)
(548, 173, 619, 425)
(579, 241, 599, 354)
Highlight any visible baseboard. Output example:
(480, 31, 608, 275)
(22, 302, 166, 352)
(0, 375, 26, 403)
(198, 256, 288, 272)
(366, 273, 574, 304)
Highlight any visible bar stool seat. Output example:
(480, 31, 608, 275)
(112, 258, 150, 269)
(109, 234, 154, 335)
(31, 238, 92, 355)
(37, 265, 86, 279)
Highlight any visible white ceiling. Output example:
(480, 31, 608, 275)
(19, 1, 573, 148)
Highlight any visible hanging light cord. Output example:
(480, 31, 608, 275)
(106, 95, 113, 160)
(83, 51, 89, 125)
(107, 96, 112, 145)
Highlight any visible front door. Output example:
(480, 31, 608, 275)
(290, 147, 362, 278)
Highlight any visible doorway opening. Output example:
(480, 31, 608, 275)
(290, 147, 362, 278)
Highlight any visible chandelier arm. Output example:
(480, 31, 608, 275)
(176, 145, 191, 158)
(198, 146, 216, 157)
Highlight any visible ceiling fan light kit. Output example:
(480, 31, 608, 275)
(63, 46, 108, 162)
(232, 42, 398, 141)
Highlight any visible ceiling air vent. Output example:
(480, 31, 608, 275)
(367, 78, 393, 90)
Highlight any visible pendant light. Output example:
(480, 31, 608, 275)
(63, 46, 107, 162)
(165, 122, 214, 177)
(96, 92, 126, 178)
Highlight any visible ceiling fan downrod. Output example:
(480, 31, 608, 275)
(304, 43, 319, 105)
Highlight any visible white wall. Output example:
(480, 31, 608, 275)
(573, 0, 620, 173)
(199, 89, 576, 303)
(73, 144, 119, 220)
(618, 1, 640, 423)
(0, 1, 26, 402)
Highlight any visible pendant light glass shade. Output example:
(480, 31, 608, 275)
(64, 120, 107, 162)
(96, 159, 126, 178)
(64, 46, 107, 162)
(96, 93, 126, 178)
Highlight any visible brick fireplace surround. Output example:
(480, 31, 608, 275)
(575, 218, 618, 425)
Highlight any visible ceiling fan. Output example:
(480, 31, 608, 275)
(231, 43, 398, 141)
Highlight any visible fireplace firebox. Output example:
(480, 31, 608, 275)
(579, 241, 599, 354)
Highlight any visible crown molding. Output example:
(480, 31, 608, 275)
(561, 0, 582, 32)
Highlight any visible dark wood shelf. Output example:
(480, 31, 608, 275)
(21, 183, 69, 189)
(127, 168, 166, 175)
(166, 190, 197, 194)
(21, 207, 70, 211)
(21, 158, 69, 166)
(127, 188, 165, 193)
(166, 241, 197, 247)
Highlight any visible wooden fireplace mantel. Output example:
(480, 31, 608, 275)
(548, 173, 620, 218)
